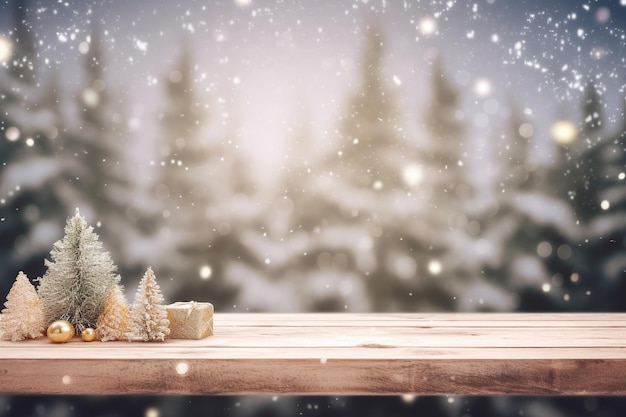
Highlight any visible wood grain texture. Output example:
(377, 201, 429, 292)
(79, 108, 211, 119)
(1, 313, 625, 395)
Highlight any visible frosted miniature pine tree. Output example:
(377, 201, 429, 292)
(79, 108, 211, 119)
(37, 210, 121, 332)
(130, 267, 170, 342)
(96, 285, 130, 341)
(0, 272, 46, 341)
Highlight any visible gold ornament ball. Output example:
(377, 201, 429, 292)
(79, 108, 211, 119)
(81, 328, 96, 342)
(47, 320, 75, 343)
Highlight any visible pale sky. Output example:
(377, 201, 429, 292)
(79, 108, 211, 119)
(1, 0, 625, 185)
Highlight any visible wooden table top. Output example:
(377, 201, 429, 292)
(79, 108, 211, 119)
(2, 313, 626, 395)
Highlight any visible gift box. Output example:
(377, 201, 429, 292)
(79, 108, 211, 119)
(166, 301, 213, 339)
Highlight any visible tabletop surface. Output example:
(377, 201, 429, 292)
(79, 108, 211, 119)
(1, 313, 625, 395)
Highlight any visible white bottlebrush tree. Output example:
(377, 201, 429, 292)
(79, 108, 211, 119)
(0, 272, 46, 341)
(130, 267, 170, 342)
(37, 210, 121, 331)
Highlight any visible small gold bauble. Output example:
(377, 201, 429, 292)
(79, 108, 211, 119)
(81, 328, 96, 342)
(47, 320, 75, 343)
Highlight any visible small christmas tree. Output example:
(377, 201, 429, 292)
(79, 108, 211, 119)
(37, 209, 121, 332)
(0, 272, 46, 341)
(96, 285, 130, 342)
(130, 267, 170, 342)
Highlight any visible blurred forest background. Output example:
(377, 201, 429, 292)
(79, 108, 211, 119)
(1, 0, 626, 415)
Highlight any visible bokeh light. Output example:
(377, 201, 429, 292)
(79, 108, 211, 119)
(518, 123, 534, 138)
(537, 241, 552, 258)
(81, 88, 100, 107)
(5, 126, 20, 142)
(145, 408, 160, 417)
(427, 260, 442, 275)
(402, 163, 423, 187)
(600, 200, 610, 210)
(199, 265, 212, 280)
(551, 120, 578, 145)
(175, 362, 189, 375)
(596, 6, 611, 24)
(78, 41, 90, 54)
(419, 17, 437, 36)
(0, 36, 11, 62)
(473, 78, 492, 97)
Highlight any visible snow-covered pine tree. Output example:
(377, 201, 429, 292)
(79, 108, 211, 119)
(153, 39, 209, 276)
(567, 81, 605, 224)
(0, 0, 67, 300)
(337, 22, 409, 190)
(0, 271, 45, 341)
(62, 23, 134, 269)
(262, 22, 424, 312)
(37, 210, 120, 331)
(590, 97, 626, 311)
(169, 96, 257, 310)
(556, 84, 626, 311)
(96, 285, 130, 341)
(402, 55, 478, 311)
(481, 104, 578, 311)
(130, 267, 170, 341)
(330, 22, 423, 311)
(421, 56, 472, 228)
(154, 40, 244, 310)
(155, 38, 206, 210)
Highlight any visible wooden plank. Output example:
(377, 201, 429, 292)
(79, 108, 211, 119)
(3, 327, 623, 349)
(2, 343, 626, 360)
(220, 312, 626, 322)
(219, 313, 626, 327)
(1, 313, 625, 395)
(4, 358, 626, 395)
